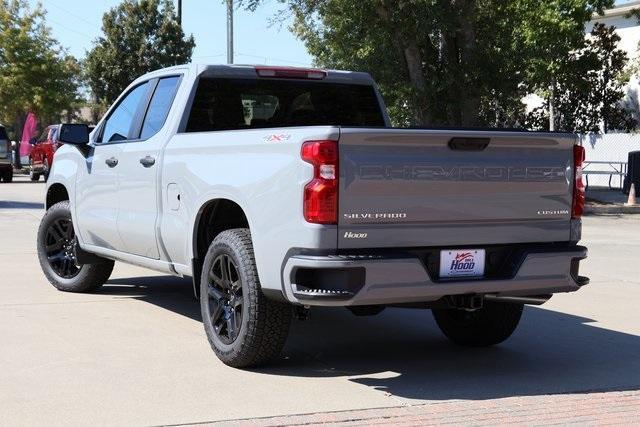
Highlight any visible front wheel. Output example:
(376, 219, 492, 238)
(432, 301, 523, 347)
(37, 201, 114, 292)
(200, 228, 291, 368)
(1, 170, 12, 182)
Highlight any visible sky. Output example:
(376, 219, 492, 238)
(29, 0, 314, 67)
(29, 1, 633, 67)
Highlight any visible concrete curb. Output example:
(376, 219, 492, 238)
(585, 204, 640, 215)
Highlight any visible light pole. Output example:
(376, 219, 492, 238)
(227, 0, 234, 64)
(177, 0, 182, 26)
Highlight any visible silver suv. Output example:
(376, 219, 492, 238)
(0, 125, 12, 183)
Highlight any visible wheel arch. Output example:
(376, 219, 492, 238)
(193, 198, 251, 262)
(46, 183, 69, 210)
(191, 198, 251, 298)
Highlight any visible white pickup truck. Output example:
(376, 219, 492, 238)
(38, 64, 588, 368)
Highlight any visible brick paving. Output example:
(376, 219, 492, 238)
(193, 390, 640, 426)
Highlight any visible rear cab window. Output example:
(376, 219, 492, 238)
(141, 76, 181, 139)
(185, 78, 386, 132)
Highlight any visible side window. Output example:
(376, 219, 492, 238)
(140, 76, 180, 140)
(37, 128, 49, 143)
(99, 82, 149, 143)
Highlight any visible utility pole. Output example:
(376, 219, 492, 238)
(177, 0, 182, 26)
(549, 77, 556, 132)
(227, 0, 234, 64)
(549, 76, 556, 132)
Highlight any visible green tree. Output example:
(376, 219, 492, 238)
(241, 0, 613, 128)
(0, 0, 83, 139)
(85, 0, 195, 107)
(527, 23, 635, 133)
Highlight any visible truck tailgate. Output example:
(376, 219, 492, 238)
(338, 129, 576, 249)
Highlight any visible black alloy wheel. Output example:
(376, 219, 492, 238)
(44, 217, 81, 279)
(206, 253, 244, 344)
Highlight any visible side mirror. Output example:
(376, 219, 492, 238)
(58, 124, 90, 156)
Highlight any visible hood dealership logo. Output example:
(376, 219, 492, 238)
(450, 252, 476, 271)
(344, 231, 368, 239)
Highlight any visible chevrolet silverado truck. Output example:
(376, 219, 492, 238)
(37, 64, 588, 368)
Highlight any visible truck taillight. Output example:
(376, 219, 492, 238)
(301, 140, 338, 224)
(572, 145, 586, 219)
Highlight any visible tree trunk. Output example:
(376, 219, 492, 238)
(439, 0, 481, 127)
(455, 0, 481, 126)
(375, 0, 431, 126)
(403, 43, 430, 125)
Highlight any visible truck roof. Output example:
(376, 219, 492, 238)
(133, 63, 376, 86)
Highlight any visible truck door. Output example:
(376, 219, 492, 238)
(116, 76, 181, 259)
(76, 81, 152, 252)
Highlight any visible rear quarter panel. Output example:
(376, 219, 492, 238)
(160, 126, 340, 292)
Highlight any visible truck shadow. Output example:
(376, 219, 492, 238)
(103, 275, 640, 402)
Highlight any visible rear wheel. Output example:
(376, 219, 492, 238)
(29, 159, 40, 181)
(37, 201, 114, 292)
(43, 158, 50, 181)
(432, 301, 523, 347)
(1, 169, 12, 182)
(200, 228, 291, 368)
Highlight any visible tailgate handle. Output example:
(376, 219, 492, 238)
(448, 138, 490, 151)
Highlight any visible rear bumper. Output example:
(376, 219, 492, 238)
(281, 246, 588, 306)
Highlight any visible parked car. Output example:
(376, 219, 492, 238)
(38, 64, 588, 368)
(29, 124, 60, 181)
(0, 125, 12, 183)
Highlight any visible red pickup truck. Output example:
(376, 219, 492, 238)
(29, 125, 59, 181)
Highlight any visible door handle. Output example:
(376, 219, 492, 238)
(105, 157, 118, 168)
(140, 156, 156, 167)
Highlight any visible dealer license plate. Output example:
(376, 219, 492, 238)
(439, 249, 485, 278)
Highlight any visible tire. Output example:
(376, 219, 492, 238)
(29, 160, 40, 181)
(37, 200, 114, 293)
(200, 228, 292, 368)
(432, 301, 524, 347)
(2, 170, 12, 182)
(43, 158, 50, 182)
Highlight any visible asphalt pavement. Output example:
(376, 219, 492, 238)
(1, 175, 639, 425)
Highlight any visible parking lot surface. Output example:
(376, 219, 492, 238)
(1, 175, 639, 425)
